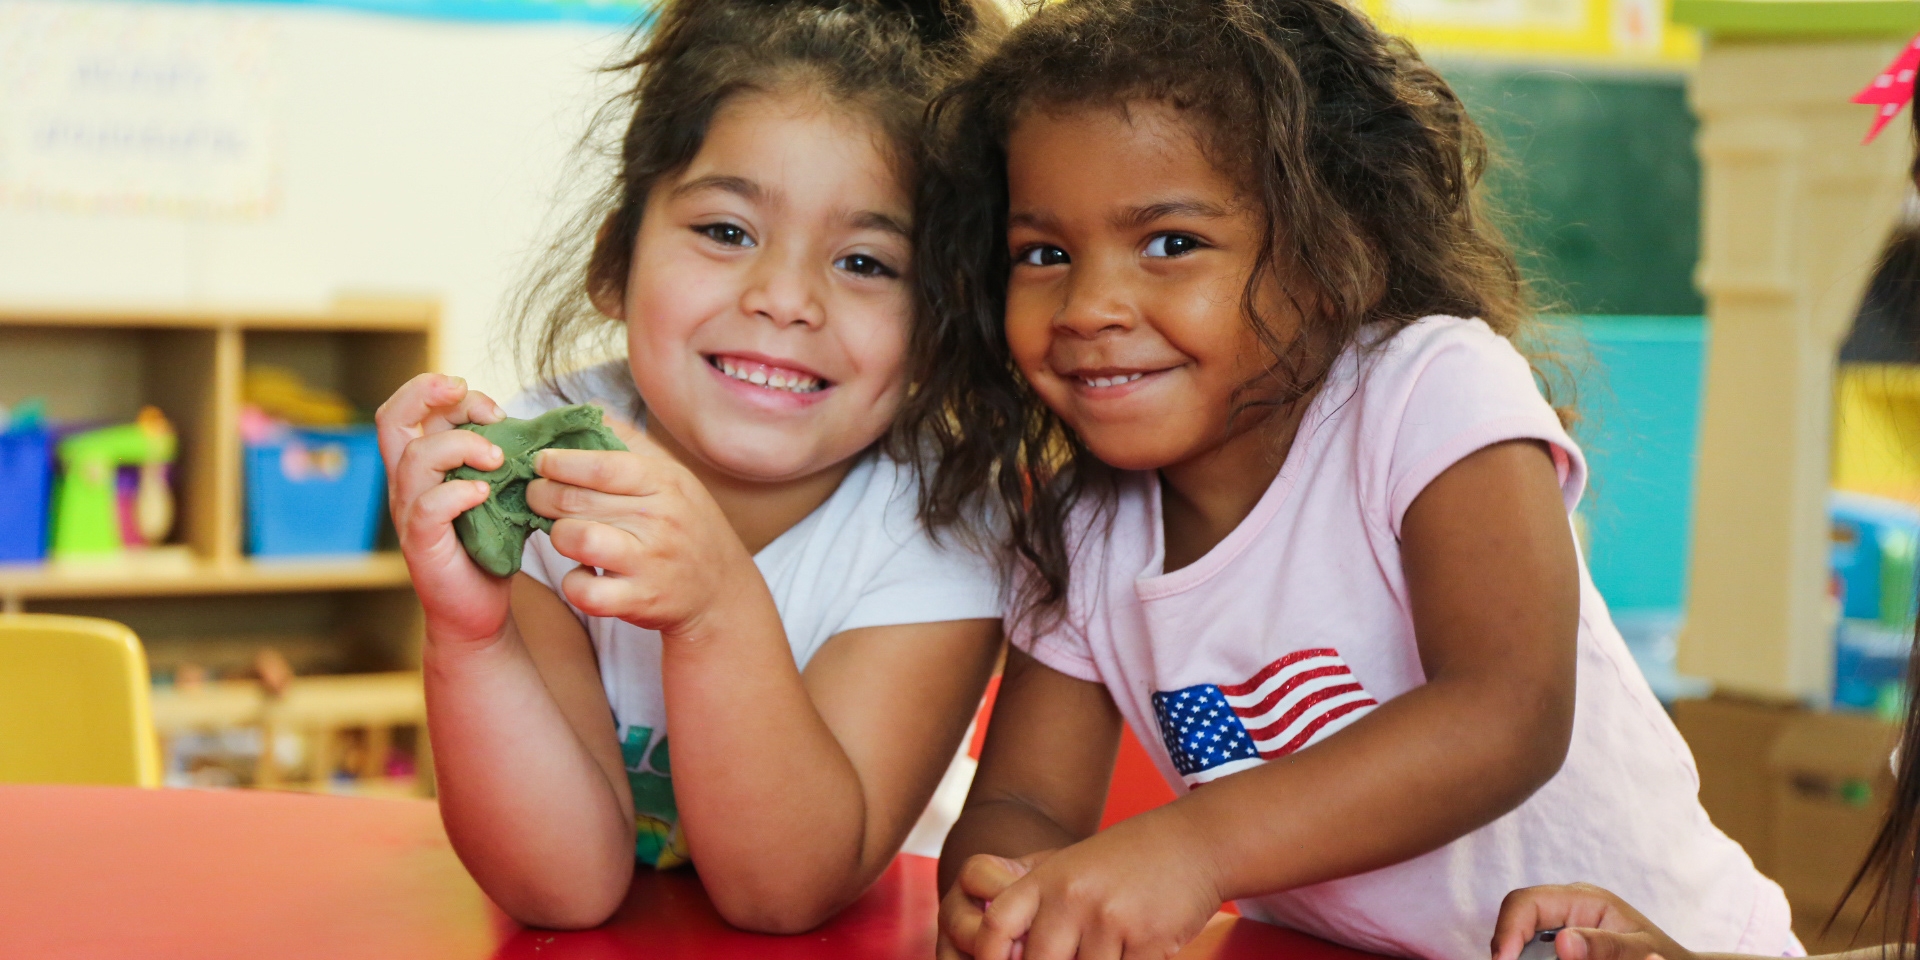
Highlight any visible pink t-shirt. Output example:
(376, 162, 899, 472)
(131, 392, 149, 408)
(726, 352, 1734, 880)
(1012, 316, 1795, 960)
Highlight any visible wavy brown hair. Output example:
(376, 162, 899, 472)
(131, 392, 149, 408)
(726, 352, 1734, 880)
(510, 0, 1004, 396)
(901, 0, 1545, 620)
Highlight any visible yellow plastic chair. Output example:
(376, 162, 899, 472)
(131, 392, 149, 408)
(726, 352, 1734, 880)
(0, 614, 161, 787)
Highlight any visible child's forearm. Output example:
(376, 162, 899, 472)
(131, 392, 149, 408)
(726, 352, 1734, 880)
(656, 592, 880, 933)
(1166, 670, 1568, 902)
(937, 798, 1083, 891)
(425, 626, 635, 928)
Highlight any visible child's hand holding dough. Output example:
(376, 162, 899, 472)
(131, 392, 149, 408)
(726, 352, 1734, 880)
(374, 373, 514, 651)
(523, 426, 763, 641)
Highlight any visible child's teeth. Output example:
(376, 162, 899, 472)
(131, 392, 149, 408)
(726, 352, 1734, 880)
(713, 357, 823, 393)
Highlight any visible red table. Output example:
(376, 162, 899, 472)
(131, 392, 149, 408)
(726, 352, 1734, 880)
(0, 785, 1387, 960)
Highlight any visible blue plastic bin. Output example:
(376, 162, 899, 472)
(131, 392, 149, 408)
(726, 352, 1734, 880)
(1830, 491, 1920, 625)
(245, 426, 385, 557)
(1835, 619, 1911, 714)
(0, 427, 53, 562)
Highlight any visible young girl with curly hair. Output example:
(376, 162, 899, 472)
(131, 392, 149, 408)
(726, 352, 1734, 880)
(900, 0, 1799, 957)
(374, 0, 1005, 934)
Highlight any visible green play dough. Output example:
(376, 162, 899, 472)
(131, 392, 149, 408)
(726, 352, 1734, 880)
(447, 404, 627, 577)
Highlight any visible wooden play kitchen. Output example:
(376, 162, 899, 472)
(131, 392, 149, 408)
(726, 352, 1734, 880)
(0, 297, 438, 794)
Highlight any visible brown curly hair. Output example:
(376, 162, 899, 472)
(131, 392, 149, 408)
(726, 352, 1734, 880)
(900, 0, 1546, 620)
(510, 0, 1005, 395)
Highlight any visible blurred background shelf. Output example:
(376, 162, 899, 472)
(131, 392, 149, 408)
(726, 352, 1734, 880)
(0, 298, 438, 794)
(0, 552, 412, 606)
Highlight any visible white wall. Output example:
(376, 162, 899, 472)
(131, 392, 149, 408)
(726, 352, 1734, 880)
(0, 1, 627, 398)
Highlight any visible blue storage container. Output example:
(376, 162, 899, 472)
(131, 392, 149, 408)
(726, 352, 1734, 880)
(1830, 491, 1920, 626)
(245, 426, 385, 557)
(1828, 493, 1920, 714)
(1834, 619, 1911, 715)
(0, 427, 53, 562)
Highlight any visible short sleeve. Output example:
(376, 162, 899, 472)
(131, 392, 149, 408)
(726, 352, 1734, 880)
(1379, 318, 1587, 538)
(1004, 546, 1102, 684)
(836, 531, 1004, 633)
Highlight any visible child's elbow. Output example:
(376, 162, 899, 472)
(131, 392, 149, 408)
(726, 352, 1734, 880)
(502, 876, 629, 931)
(708, 884, 846, 935)
(1513, 689, 1575, 795)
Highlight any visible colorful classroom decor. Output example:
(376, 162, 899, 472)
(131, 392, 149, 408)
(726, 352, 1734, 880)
(1362, 0, 1698, 64)
(1830, 492, 1920, 713)
(49, 407, 177, 560)
(1834, 364, 1920, 504)
(239, 365, 386, 558)
(1672, 3, 1919, 701)
(0, 403, 54, 564)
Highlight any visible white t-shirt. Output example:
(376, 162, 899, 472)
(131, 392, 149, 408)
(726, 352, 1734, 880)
(1012, 317, 1796, 960)
(507, 362, 1002, 867)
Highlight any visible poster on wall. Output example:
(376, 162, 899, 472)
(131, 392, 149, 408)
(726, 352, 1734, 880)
(0, 1, 279, 217)
(1388, 0, 1586, 30)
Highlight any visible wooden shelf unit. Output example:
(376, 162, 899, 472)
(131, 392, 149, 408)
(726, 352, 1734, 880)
(0, 299, 437, 677)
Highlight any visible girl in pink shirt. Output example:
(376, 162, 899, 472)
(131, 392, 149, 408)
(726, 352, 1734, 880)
(900, 0, 1798, 957)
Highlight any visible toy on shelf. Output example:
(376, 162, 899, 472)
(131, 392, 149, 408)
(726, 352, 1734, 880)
(151, 658, 429, 796)
(50, 406, 176, 560)
(244, 366, 355, 427)
(240, 366, 384, 558)
(1830, 491, 1920, 714)
(0, 400, 54, 563)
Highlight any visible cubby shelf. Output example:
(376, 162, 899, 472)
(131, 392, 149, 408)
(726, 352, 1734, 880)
(0, 552, 412, 607)
(0, 297, 437, 676)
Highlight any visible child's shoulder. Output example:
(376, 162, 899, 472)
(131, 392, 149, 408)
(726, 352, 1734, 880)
(1343, 314, 1547, 417)
(1358, 315, 1527, 378)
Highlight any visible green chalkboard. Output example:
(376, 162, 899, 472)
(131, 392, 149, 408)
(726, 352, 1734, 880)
(1439, 63, 1705, 317)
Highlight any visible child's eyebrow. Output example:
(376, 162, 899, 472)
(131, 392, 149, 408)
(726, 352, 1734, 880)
(671, 174, 772, 205)
(1112, 198, 1230, 229)
(1007, 210, 1059, 231)
(849, 210, 911, 239)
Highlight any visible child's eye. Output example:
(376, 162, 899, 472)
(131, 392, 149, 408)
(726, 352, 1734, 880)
(1143, 234, 1203, 258)
(1017, 245, 1070, 267)
(694, 222, 755, 247)
(834, 253, 898, 279)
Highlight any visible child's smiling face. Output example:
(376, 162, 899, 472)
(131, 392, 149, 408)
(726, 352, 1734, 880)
(603, 89, 913, 483)
(1003, 101, 1297, 474)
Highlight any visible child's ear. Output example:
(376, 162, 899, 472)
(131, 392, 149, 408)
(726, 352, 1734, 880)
(588, 210, 630, 322)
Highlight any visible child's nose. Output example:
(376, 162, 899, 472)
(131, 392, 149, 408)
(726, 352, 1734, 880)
(739, 251, 825, 329)
(1056, 267, 1137, 337)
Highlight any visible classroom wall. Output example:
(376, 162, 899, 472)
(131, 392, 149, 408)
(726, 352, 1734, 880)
(0, 0, 626, 400)
(1442, 62, 1705, 317)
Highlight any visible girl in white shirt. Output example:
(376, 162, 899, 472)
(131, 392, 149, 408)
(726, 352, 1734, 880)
(374, 0, 1004, 934)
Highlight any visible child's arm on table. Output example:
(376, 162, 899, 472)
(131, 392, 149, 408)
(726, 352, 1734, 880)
(935, 647, 1128, 959)
(376, 375, 637, 930)
(526, 443, 1001, 934)
(1493, 884, 1878, 960)
(941, 440, 1582, 960)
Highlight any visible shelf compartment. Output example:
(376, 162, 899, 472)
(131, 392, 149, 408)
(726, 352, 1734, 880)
(0, 552, 412, 605)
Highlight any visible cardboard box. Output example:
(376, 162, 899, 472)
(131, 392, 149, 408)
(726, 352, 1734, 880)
(1767, 708, 1897, 949)
(1674, 696, 1898, 951)
(1673, 696, 1798, 874)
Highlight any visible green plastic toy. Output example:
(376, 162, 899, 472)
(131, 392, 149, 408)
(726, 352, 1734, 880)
(51, 406, 178, 558)
(447, 405, 627, 577)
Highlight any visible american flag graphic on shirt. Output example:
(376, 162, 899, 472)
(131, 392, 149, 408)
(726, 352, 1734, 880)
(1151, 648, 1379, 785)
